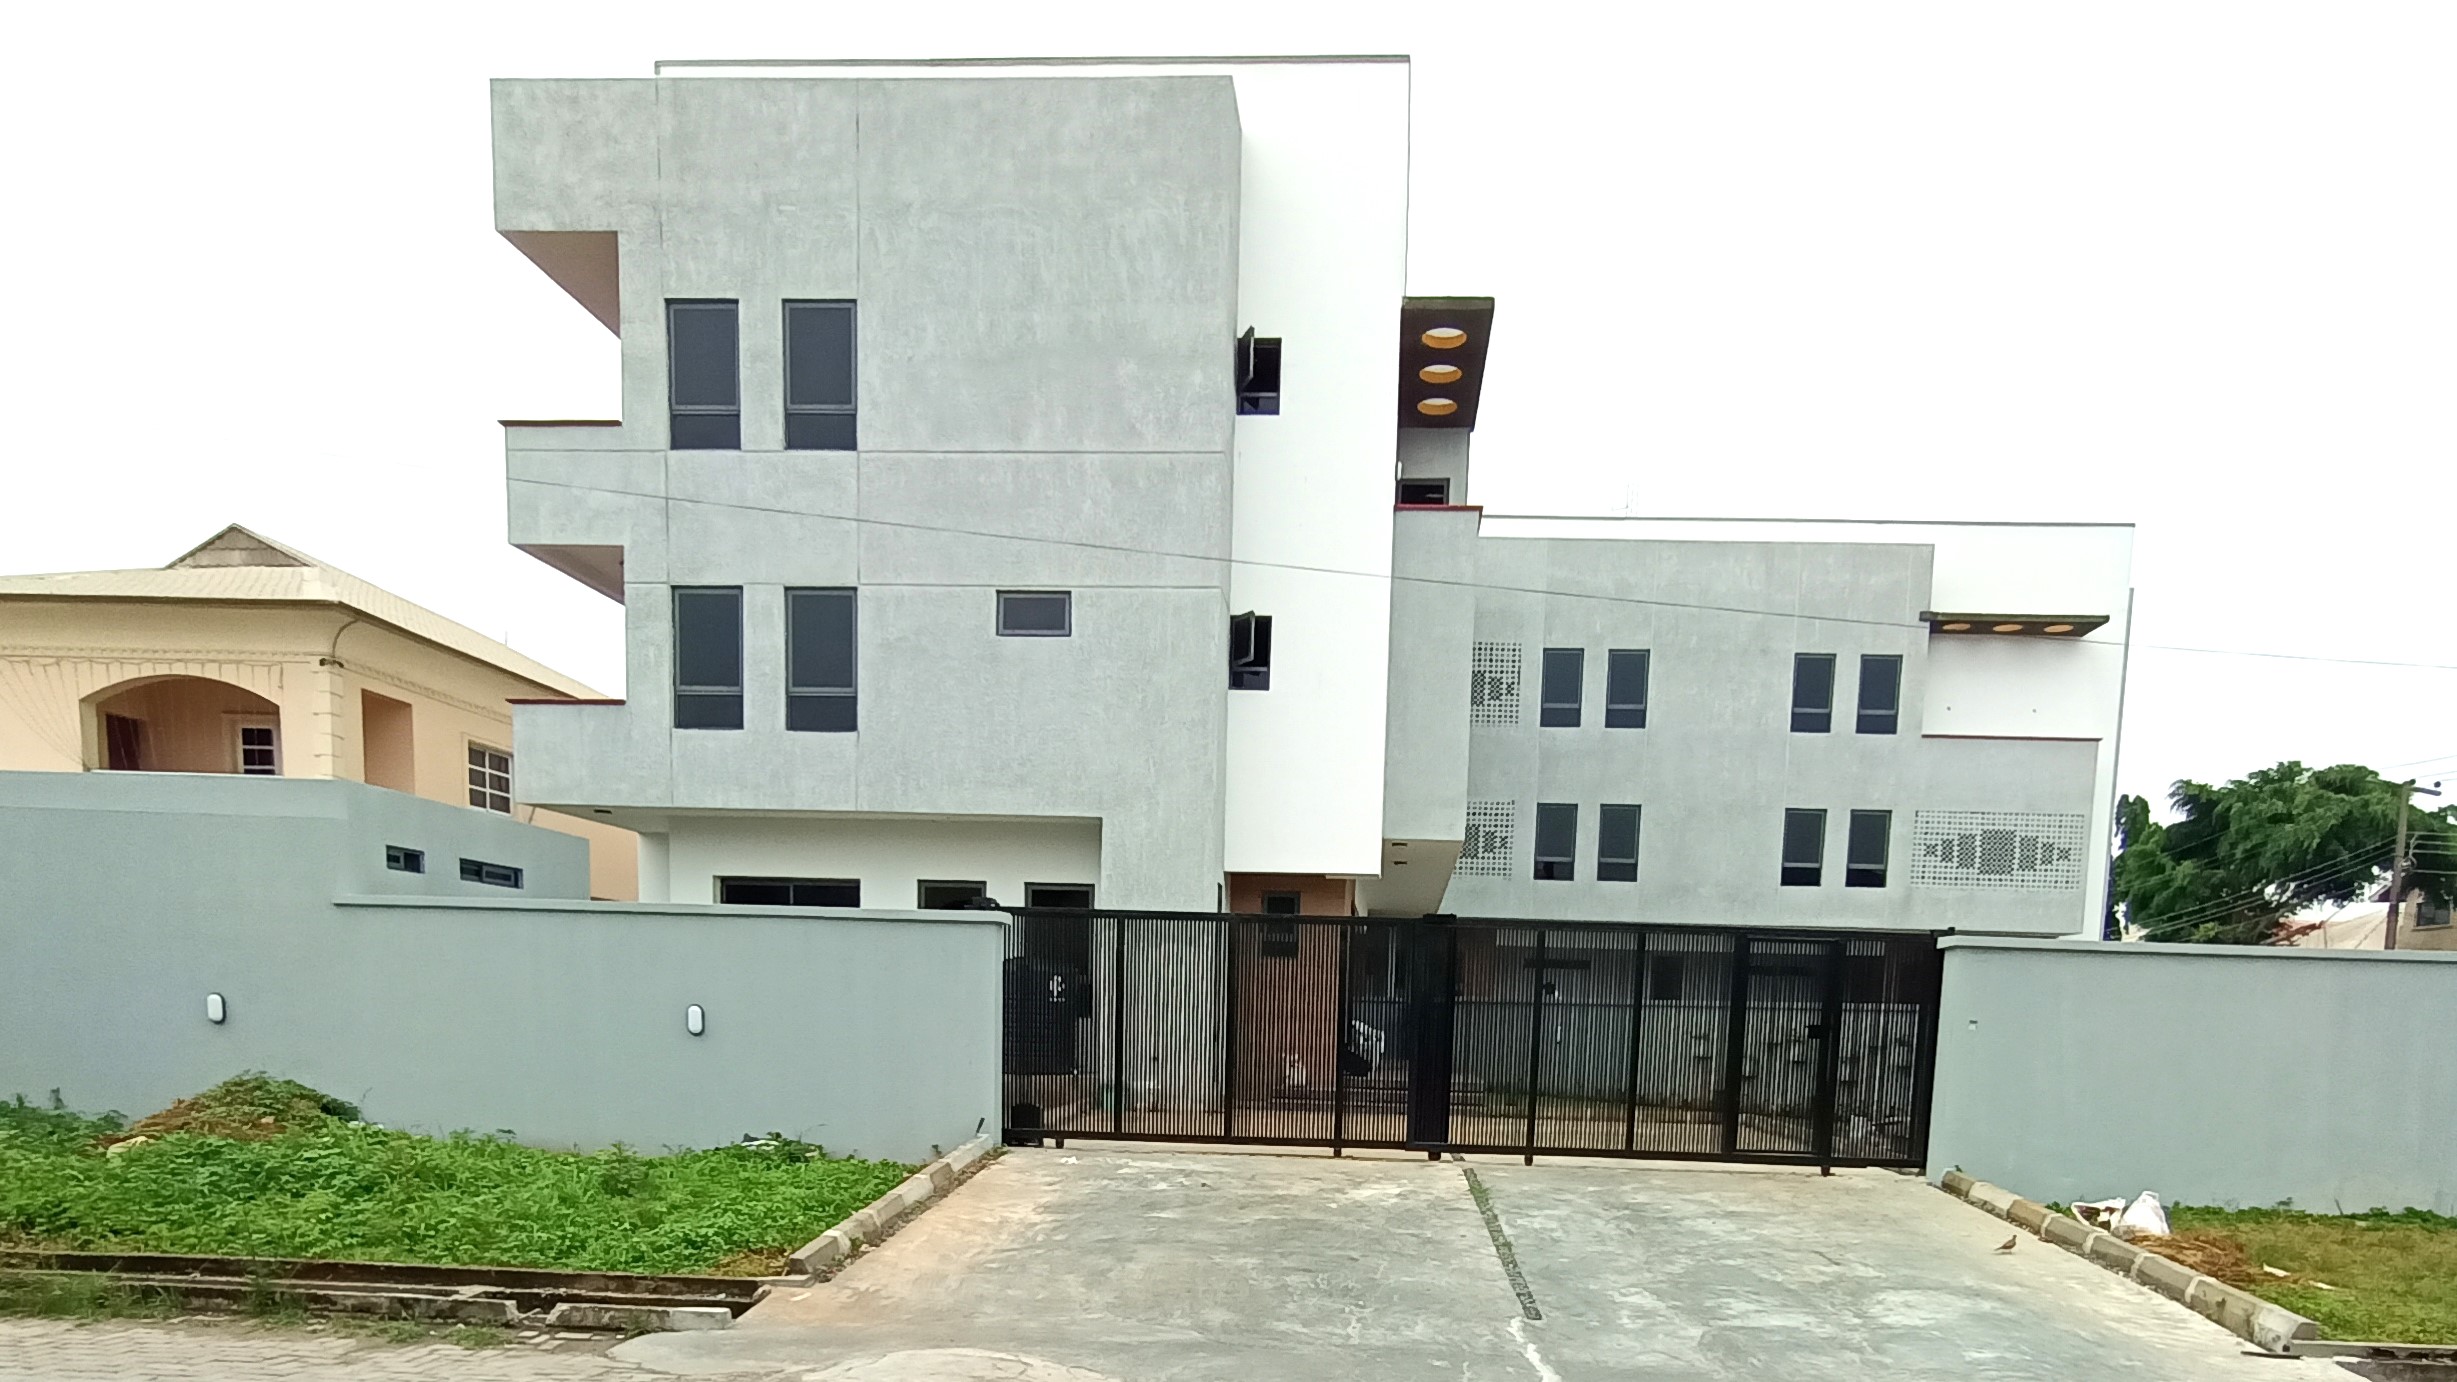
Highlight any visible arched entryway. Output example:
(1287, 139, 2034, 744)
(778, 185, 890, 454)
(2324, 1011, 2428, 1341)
(85, 676, 281, 775)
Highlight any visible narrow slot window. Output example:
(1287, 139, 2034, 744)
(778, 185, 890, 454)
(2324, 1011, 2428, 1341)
(1791, 654, 1836, 734)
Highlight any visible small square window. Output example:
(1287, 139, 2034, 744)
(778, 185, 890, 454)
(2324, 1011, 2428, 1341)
(1846, 810, 1891, 888)
(1857, 655, 1902, 736)
(1791, 654, 1836, 734)
(235, 722, 279, 776)
(459, 857, 523, 889)
(997, 591, 1071, 637)
(1781, 808, 1827, 887)
(385, 845, 425, 874)
(467, 745, 512, 814)
(1534, 803, 1577, 881)
(1539, 649, 1583, 728)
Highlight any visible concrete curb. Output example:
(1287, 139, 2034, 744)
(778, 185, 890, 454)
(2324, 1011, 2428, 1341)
(787, 1136, 995, 1277)
(1935, 1173, 2319, 1356)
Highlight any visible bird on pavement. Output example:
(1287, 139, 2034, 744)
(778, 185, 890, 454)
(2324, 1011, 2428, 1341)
(1993, 1235, 2019, 1253)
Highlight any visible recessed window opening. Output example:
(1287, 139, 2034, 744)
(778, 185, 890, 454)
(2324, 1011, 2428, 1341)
(720, 877, 860, 907)
(467, 745, 512, 813)
(1781, 809, 1827, 887)
(919, 880, 989, 910)
(1598, 804, 1641, 882)
(1397, 478, 1450, 506)
(1791, 654, 1836, 734)
(1534, 803, 1577, 881)
(787, 588, 857, 732)
(674, 587, 745, 729)
(1605, 650, 1649, 729)
(235, 722, 279, 776)
(1230, 611, 1273, 690)
(668, 300, 740, 449)
(1236, 329, 1281, 415)
(1857, 655, 1902, 736)
(385, 845, 425, 874)
(460, 858, 523, 889)
(997, 591, 1072, 637)
(1846, 810, 1892, 888)
(784, 300, 857, 450)
(1539, 649, 1583, 728)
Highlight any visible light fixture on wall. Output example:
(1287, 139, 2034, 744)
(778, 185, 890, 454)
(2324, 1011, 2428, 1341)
(205, 993, 226, 1024)
(685, 1004, 705, 1037)
(1921, 612, 2110, 639)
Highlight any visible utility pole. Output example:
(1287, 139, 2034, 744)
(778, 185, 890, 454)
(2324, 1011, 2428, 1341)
(2385, 779, 2446, 951)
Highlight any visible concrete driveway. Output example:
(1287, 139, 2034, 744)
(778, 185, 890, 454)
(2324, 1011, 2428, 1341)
(617, 1146, 2346, 1382)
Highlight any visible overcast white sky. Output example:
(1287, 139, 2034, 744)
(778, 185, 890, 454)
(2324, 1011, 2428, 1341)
(2, 2, 2450, 806)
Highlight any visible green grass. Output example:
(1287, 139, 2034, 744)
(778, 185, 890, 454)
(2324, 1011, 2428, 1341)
(2166, 1204, 2457, 1344)
(0, 1080, 913, 1278)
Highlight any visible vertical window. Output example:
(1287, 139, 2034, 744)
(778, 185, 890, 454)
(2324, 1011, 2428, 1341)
(1230, 612, 1273, 690)
(674, 587, 745, 730)
(1605, 650, 1650, 729)
(787, 588, 857, 732)
(234, 722, 279, 776)
(1597, 804, 1641, 882)
(1790, 654, 1836, 733)
(1236, 329, 1281, 415)
(1856, 654, 1902, 735)
(104, 713, 144, 770)
(1534, 803, 1578, 881)
(1781, 808, 1827, 886)
(784, 300, 857, 450)
(466, 745, 512, 812)
(667, 300, 740, 449)
(997, 591, 1072, 637)
(1846, 810, 1892, 888)
(1539, 648, 1584, 727)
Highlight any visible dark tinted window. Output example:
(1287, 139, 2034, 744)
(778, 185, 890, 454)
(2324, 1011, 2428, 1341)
(1791, 654, 1836, 733)
(919, 880, 987, 910)
(385, 845, 424, 874)
(1230, 611, 1273, 690)
(1605, 649, 1649, 728)
(1647, 954, 1684, 1001)
(1260, 892, 1302, 916)
(1396, 478, 1450, 505)
(1597, 804, 1640, 882)
(1259, 918, 1300, 956)
(785, 302, 855, 408)
(674, 587, 744, 730)
(1237, 332, 1281, 415)
(720, 877, 860, 907)
(1540, 648, 1584, 727)
(1857, 655, 1902, 735)
(1781, 808, 1826, 886)
(668, 300, 740, 450)
(1846, 810, 1892, 888)
(787, 588, 856, 733)
(459, 858, 523, 889)
(998, 591, 1071, 637)
(785, 413, 857, 451)
(1534, 803, 1577, 881)
(1024, 884, 1094, 910)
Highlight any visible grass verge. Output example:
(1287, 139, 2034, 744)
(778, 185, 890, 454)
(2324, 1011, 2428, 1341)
(0, 1078, 913, 1278)
(2157, 1205, 2457, 1345)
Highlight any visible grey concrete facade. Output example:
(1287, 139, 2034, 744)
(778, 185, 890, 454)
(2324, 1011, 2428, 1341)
(1928, 936, 2457, 1214)
(495, 75, 1242, 909)
(0, 772, 1001, 1160)
(1383, 511, 2102, 931)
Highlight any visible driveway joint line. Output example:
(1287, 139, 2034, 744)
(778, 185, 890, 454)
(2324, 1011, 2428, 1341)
(1456, 1160, 1542, 1321)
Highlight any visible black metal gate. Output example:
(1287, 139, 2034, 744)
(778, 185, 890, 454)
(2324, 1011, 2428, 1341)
(1001, 912, 1941, 1168)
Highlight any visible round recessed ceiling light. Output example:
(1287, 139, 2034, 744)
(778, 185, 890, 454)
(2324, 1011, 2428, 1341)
(2042, 623, 2075, 634)
(1419, 363, 1462, 384)
(1993, 623, 2026, 633)
(1941, 622, 1973, 632)
(1416, 398, 1459, 416)
(1421, 327, 1467, 350)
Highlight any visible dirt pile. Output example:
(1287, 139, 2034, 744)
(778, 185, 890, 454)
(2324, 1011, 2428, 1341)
(100, 1073, 361, 1147)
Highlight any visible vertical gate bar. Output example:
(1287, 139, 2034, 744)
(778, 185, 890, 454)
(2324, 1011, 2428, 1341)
(1113, 915, 1127, 1136)
(1220, 919, 1237, 1140)
(1333, 922, 1352, 1157)
(1523, 929, 1547, 1163)
(1622, 929, 1651, 1152)
(1812, 939, 1847, 1173)
(1718, 934, 1753, 1158)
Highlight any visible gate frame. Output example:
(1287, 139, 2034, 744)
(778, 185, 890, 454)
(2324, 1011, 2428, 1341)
(1001, 908, 1943, 1171)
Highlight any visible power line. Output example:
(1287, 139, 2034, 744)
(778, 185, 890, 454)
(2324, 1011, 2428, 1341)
(509, 476, 2457, 672)
(2122, 834, 2399, 941)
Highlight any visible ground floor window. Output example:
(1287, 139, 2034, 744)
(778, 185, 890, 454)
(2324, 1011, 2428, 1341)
(718, 877, 859, 907)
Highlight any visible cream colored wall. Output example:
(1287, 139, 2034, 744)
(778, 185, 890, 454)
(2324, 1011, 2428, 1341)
(0, 598, 637, 900)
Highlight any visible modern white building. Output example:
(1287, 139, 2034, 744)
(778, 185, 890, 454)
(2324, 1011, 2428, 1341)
(492, 56, 2132, 936)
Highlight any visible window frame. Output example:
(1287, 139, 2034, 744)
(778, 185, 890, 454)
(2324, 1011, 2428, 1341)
(918, 880, 989, 910)
(718, 876, 861, 908)
(1539, 648, 1584, 728)
(233, 718, 280, 776)
(385, 845, 425, 874)
(1856, 654, 1903, 736)
(1023, 883, 1095, 910)
(1396, 478, 1450, 506)
(1604, 649, 1650, 729)
(459, 857, 524, 889)
(1791, 654, 1837, 734)
(996, 590, 1073, 638)
(785, 587, 857, 733)
(1781, 807, 1827, 887)
(1597, 803, 1641, 882)
(466, 744, 512, 813)
(1533, 802, 1578, 881)
(1845, 809, 1892, 888)
(666, 299, 741, 450)
(673, 586, 746, 730)
(783, 300, 858, 451)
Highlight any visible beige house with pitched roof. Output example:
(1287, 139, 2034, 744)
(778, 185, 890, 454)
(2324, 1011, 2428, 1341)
(0, 525, 635, 899)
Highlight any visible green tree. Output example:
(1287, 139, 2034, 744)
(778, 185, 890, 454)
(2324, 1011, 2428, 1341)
(2109, 762, 2457, 945)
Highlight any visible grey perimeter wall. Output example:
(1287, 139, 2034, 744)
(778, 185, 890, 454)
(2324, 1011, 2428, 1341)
(0, 772, 1000, 1161)
(1928, 937, 2457, 1214)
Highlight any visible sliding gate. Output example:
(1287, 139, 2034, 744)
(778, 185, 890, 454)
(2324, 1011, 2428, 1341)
(1002, 912, 1940, 1168)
